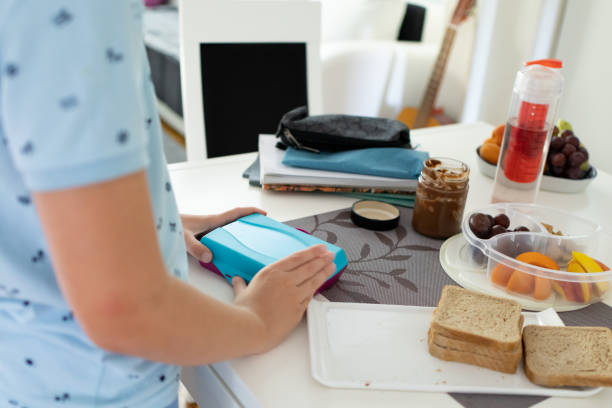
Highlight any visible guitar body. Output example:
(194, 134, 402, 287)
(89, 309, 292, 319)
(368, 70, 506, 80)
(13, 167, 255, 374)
(397, 107, 455, 128)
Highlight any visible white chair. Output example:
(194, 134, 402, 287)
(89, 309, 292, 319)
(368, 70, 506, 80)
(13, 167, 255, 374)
(321, 41, 396, 117)
(179, 0, 322, 160)
(319, 0, 474, 122)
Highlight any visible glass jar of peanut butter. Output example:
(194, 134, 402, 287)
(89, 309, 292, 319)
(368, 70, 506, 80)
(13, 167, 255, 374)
(412, 158, 469, 239)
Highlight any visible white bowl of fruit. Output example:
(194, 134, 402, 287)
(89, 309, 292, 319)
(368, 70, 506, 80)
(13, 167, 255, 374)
(476, 120, 597, 193)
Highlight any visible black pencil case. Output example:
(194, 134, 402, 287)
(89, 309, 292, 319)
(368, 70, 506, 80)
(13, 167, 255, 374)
(275, 106, 411, 152)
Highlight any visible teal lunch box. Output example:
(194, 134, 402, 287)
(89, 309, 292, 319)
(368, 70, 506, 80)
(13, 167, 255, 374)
(199, 214, 347, 292)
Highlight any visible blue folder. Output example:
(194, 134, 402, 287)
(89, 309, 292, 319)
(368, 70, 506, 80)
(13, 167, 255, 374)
(282, 147, 428, 179)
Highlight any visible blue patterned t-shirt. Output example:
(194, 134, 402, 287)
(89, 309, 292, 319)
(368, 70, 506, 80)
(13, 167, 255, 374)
(0, 1, 188, 407)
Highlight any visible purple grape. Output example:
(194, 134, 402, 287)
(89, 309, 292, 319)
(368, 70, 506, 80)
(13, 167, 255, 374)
(493, 214, 510, 229)
(471, 246, 486, 265)
(469, 213, 493, 239)
(515, 238, 534, 255)
(565, 135, 580, 147)
(565, 166, 584, 180)
(560, 130, 574, 139)
(550, 166, 565, 177)
(496, 239, 519, 257)
(550, 152, 566, 167)
(550, 136, 564, 151)
(569, 151, 587, 167)
(490, 225, 508, 237)
(562, 143, 577, 156)
(514, 226, 530, 232)
(578, 146, 589, 160)
(552, 126, 559, 137)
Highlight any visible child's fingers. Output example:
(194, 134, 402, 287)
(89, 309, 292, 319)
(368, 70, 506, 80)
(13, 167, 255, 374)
(184, 231, 213, 263)
(215, 207, 267, 227)
(292, 252, 335, 286)
(232, 276, 247, 297)
(272, 245, 328, 271)
(300, 264, 336, 302)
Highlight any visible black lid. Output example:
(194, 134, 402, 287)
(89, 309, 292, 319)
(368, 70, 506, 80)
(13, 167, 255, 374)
(350, 200, 400, 231)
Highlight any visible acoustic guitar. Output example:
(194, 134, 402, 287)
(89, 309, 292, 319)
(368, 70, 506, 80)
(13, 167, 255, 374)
(397, 0, 476, 129)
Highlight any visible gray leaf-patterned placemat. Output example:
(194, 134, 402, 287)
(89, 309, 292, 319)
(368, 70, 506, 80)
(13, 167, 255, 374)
(285, 207, 612, 408)
(286, 206, 456, 306)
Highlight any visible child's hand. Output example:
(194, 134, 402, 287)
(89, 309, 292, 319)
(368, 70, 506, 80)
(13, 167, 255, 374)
(180, 207, 266, 262)
(231, 244, 336, 353)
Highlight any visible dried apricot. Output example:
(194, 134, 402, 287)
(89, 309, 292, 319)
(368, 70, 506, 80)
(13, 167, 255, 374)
(507, 270, 535, 294)
(491, 264, 513, 287)
(533, 276, 552, 300)
(516, 252, 559, 270)
(511, 252, 559, 299)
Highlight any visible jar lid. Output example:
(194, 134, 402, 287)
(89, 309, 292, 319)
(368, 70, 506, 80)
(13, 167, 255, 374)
(350, 200, 400, 231)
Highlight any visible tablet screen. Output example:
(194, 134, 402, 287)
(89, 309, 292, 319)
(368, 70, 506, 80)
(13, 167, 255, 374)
(200, 43, 308, 158)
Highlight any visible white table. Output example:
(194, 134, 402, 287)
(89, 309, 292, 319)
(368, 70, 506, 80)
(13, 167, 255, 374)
(169, 122, 611, 408)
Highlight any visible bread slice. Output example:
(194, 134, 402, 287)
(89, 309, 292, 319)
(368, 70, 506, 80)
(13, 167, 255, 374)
(428, 332, 521, 374)
(431, 286, 523, 351)
(429, 327, 522, 361)
(523, 325, 612, 387)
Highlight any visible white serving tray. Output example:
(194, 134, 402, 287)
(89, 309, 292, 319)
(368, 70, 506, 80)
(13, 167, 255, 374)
(307, 298, 602, 397)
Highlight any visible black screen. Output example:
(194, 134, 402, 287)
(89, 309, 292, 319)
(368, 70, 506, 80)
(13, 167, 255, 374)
(200, 43, 308, 158)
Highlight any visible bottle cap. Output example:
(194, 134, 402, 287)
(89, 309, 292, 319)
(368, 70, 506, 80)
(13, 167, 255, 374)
(350, 200, 400, 231)
(525, 59, 562, 69)
(515, 60, 564, 105)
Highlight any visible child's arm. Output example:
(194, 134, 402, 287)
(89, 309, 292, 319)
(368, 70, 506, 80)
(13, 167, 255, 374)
(33, 170, 335, 365)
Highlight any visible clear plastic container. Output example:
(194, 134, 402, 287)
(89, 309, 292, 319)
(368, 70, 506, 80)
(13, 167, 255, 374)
(491, 59, 564, 203)
(462, 203, 611, 307)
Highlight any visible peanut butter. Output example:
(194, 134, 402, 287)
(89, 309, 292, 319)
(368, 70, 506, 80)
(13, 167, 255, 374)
(412, 158, 470, 239)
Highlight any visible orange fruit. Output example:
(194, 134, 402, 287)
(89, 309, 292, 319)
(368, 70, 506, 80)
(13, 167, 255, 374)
(491, 124, 505, 145)
(480, 142, 500, 165)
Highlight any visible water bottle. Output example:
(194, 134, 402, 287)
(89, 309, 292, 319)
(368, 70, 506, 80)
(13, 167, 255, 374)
(491, 59, 564, 203)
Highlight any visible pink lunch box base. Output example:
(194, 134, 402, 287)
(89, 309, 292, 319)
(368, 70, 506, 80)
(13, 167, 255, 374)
(198, 260, 345, 294)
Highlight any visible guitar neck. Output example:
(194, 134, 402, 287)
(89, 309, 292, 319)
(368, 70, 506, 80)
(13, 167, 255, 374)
(413, 25, 457, 128)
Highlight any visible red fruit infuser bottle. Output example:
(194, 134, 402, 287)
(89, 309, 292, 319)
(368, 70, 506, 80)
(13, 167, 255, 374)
(491, 59, 564, 203)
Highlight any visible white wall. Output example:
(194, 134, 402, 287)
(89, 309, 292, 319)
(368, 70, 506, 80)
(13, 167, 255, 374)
(462, 0, 612, 174)
(555, 0, 612, 173)
(462, 0, 544, 125)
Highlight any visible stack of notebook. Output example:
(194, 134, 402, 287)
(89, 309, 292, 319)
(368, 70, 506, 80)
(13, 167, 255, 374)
(242, 135, 425, 207)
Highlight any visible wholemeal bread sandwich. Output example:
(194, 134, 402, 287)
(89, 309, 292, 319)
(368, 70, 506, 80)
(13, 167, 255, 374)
(428, 329, 522, 374)
(429, 328, 522, 360)
(431, 286, 524, 352)
(523, 325, 612, 387)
